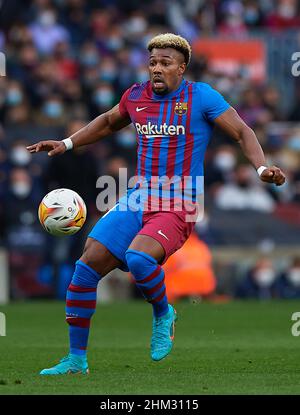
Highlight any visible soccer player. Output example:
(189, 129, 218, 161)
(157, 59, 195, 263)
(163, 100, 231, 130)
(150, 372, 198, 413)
(27, 33, 285, 375)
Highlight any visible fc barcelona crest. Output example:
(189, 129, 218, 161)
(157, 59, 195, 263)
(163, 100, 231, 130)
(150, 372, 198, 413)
(174, 102, 188, 115)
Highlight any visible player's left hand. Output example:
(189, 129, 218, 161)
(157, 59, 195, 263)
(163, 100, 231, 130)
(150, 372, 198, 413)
(260, 166, 286, 186)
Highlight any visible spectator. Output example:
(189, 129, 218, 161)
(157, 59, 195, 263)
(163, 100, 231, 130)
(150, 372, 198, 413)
(243, 1, 264, 29)
(205, 145, 237, 192)
(9, 140, 32, 167)
(90, 82, 116, 118)
(235, 257, 278, 300)
(29, 8, 70, 55)
(262, 85, 283, 121)
(215, 164, 275, 212)
(5, 80, 26, 107)
(237, 88, 272, 128)
(52, 41, 79, 82)
(276, 257, 300, 299)
(36, 95, 67, 127)
(218, 0, 248, 38)
(266, 0, 300, 30)
(4, 167, 50, 298)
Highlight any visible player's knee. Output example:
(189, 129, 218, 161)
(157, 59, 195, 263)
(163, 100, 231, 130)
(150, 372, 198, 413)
(125, 249, 157, 277)
(78, 254, 101, 278)
(80, 239, 119, 276)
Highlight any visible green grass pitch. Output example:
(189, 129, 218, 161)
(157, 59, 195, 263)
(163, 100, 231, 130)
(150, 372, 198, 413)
(0, 300, 300, 395)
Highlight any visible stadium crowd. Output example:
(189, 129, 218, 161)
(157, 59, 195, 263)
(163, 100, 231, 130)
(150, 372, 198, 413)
(0, 0, 300, 299)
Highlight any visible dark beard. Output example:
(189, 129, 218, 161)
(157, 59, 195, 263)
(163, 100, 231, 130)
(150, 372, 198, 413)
(152, 86, 169, 95)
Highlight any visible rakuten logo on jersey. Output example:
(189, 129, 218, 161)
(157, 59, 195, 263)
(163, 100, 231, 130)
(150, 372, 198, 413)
(135, 122, 185, 137)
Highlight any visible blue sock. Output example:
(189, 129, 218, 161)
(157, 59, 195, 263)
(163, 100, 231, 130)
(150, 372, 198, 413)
(66, 260, 101, 357)
(125, 249, 169, 318)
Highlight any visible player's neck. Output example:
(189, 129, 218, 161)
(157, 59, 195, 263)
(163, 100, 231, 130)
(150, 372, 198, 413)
(152, 78, 185, 99)
(169, 78, 184, 93)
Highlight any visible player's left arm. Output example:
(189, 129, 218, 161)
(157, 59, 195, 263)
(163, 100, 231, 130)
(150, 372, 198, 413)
(214, 107, 285, 186)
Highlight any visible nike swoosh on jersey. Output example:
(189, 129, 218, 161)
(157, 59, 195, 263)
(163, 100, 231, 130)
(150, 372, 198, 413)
(136, 106, 148, 112)
(157, 230, 169, 240)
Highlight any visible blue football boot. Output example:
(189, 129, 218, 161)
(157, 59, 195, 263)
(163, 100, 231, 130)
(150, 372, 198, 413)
(151, 304, 178, 361)
(40, 354, 89, 375)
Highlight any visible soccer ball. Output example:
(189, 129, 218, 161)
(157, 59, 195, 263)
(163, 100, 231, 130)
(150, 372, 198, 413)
(38, 188, 87, 236)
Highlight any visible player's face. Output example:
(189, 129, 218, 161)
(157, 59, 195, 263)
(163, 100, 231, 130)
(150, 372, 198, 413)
(149, 48, 186, 95)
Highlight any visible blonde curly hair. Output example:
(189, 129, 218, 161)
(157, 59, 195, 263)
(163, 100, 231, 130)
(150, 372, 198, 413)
(147, 33, 192, 66)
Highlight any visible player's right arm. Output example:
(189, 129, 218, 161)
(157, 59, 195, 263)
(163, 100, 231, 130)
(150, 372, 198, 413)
(26, 104, 131, 156)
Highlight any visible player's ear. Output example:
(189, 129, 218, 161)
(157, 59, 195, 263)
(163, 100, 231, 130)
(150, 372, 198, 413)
(178, 62, 186, 76)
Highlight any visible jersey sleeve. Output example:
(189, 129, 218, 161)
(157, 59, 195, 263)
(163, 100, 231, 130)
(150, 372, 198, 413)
(199, 83, 230, 122)
(119, 87, 131, 118)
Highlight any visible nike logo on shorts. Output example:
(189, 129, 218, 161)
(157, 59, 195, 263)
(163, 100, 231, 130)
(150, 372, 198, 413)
(157, 230, 169, 241)
(136, 106, 148, 112)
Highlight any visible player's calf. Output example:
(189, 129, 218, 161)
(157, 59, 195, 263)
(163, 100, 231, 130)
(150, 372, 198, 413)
(66, 260, 101, 357)
(125, 249, 177, 361)
(125, 249, 169, 317)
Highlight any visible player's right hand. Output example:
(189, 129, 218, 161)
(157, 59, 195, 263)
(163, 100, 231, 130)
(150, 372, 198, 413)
(26, 140, 66, 157)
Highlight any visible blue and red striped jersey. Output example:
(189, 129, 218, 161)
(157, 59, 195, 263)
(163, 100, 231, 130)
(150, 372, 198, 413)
(119, 79, 230, 211)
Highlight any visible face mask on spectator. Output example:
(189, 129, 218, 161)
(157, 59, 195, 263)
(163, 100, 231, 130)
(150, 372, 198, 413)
(81, 53, 99, 67)
(94, 89, 114, 107)
(100, 70, 117, 83)
(288, 135, 300, 151)
(226, 15, 242, 27)
(11, 181, 31, 198)
(253, 268, 276, 287)
(39, 11, 56, 27)
(244, 8, 259, 24)
(278, 4, 295, 18)
(43, 102, 63, 118)
(287, 268, 300, 286)
(129, 17, 147, 34)
(7, 89, 23, 106)
(214, 152, 236, 172)
(117, 131, 135, 147)
(137, 70, 149, 83)
(106, 37, 123, 51)
(10, 146, 31, 166)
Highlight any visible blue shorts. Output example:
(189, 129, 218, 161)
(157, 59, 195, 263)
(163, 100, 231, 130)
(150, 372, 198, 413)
(88, 191, 196, 271)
